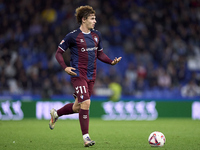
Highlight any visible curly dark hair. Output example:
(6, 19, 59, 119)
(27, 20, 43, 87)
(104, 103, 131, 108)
(75, 5, 96, 24)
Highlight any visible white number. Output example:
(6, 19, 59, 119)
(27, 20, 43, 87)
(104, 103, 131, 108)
(75, 86, 86, 94)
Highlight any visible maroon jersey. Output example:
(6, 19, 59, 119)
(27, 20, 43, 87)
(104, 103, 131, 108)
(58, 28, 112, 80)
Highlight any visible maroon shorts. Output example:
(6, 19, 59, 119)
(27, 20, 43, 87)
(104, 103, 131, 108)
(71, 77, 95, 103)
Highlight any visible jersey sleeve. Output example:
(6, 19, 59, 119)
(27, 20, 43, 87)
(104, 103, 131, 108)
(97, 50, 112, 64)
(58, 33, 71, 51)
(97, 31, 103, 51)
(55, 48, 67, 70)
(96, 31, 112, 64)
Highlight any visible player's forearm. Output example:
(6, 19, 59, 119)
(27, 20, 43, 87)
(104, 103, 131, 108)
(97, 50, 112, 64)
(55, 48, 67, 70)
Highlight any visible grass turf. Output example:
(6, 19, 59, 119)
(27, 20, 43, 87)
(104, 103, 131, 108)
(0, 118, 199, 150)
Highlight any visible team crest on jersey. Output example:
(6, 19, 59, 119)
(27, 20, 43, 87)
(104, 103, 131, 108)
(80, 94, 84, 99)
(94, 36, 98, 42)
(60, 40, 64, 44)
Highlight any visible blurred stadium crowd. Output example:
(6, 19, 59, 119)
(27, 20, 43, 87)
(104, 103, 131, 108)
(1, 0, 200, 99)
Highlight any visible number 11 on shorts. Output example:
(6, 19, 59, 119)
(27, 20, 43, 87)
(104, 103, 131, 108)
(75, 86, 87, 94)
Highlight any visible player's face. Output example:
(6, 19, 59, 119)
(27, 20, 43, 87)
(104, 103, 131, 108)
(85, 14, 96, 30)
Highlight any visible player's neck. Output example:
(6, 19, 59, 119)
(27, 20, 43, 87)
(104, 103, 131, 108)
(80, 25, 90, 34)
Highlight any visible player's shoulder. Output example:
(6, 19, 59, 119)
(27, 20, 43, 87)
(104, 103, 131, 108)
(91, 29, 101, 36)
(66, 29, 80, 37)
(63, 29, 81, 42)
(70, 29, 80, 34)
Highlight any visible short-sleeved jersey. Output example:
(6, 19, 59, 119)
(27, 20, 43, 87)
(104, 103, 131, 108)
(58, 28, 103, 80)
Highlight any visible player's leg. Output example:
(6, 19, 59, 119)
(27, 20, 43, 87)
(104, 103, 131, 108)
(79, 79, 96, 147)
(49, 96, 80, 130)
(57, 95, 81, 116)
(71, 77, 95, 146)
(79, 99, 95, 147)
(72, 96, 81, 113)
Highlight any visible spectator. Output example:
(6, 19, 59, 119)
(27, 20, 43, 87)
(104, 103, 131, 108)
(157, 68, 172, 89)
(109, 77, 122, 102)
(181, 80, 200, 97)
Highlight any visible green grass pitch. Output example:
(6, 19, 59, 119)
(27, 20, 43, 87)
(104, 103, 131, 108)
(0, 118, 199, 150)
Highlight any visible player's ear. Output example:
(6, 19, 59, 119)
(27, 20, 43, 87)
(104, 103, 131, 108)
(82, 17, 86, 23)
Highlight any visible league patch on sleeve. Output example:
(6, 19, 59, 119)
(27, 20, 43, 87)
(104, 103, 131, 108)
(60, 40, 64, 45)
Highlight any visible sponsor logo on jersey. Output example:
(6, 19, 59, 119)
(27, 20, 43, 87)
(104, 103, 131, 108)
(81, 47, 98, 52)
(80, 39, 84, 42)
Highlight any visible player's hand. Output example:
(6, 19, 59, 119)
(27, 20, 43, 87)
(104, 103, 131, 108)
(65, 67, 77, 76)
(111, 57, 122, 65)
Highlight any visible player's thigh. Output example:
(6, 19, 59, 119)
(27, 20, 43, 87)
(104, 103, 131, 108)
(72, 97, 80, 113)
(71, 77, 90, 103)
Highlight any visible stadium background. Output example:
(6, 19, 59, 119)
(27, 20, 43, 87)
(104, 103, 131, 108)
(0, 0, 200, 120)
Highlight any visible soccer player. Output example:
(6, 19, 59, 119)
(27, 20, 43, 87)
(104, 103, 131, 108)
(49, 5, 122, 147)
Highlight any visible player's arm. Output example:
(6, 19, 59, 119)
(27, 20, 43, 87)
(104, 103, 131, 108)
(97, 31, 122, 65)
(97, 50, 122, 65)
(55, 48, 77, 76)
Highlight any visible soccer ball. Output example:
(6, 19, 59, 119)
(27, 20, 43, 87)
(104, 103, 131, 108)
(148, 131, 166, 147)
